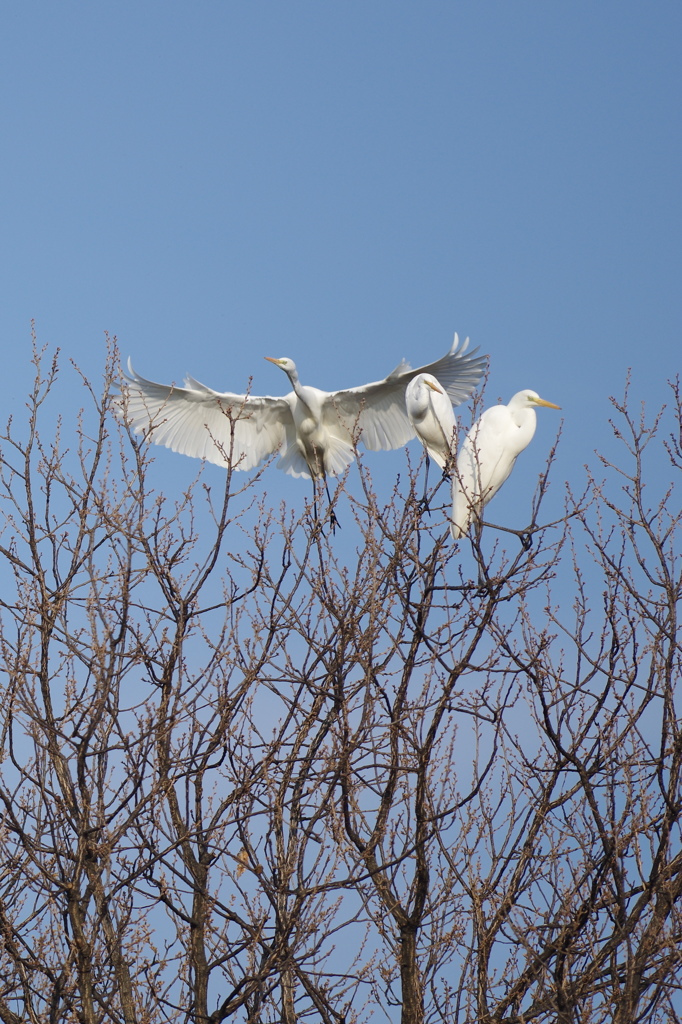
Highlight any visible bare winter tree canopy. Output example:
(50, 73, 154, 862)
(0, 339, 680, 1024)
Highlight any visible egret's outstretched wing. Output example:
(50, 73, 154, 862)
(388, 334, 487, 407)
(116, 361, 291, 470)
(325, 334, 487, 451)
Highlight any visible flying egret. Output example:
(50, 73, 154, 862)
(116, 334, 486, 484)
(450, 390, 561, 540)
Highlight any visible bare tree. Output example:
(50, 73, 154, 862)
(0, 339, 679, 1023)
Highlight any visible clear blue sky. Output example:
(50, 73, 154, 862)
(1, 2, 679, 524)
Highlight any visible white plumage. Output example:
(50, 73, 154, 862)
(405, 373, 457, 471)
(451, 390, 560, 540)
(116, 334, 486, 481)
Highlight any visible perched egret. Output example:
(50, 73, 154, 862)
(116, 334, 486, 482)
(405, 373, 457, 471)
(450, 390, 561, 540)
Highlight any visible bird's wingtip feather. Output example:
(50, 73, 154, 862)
(450, 332, 473, 356)
(385, 358, 412, 381)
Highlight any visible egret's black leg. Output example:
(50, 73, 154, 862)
(325, 479, 340, 533)
(419, 454, 432, 513)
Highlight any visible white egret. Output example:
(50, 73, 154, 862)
(405, 373, 457, 471)
(450, 390, 561, 540)
(116, 334, 486, 483)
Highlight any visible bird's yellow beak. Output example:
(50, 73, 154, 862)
(425, 380, 444, 394)
(264, 357, 281, 366)
(535, 397, 561, 410)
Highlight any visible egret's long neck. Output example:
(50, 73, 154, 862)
(512, 406, 535, 429)
(413, 398, 429, 422)
(286, 367, 301, 391)
(288, 370, 311, 407)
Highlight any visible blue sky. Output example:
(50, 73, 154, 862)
(1, 2, 680, 527)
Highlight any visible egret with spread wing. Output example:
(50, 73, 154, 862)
(450, 389, 560, 540)
(116, 334, 486, 483)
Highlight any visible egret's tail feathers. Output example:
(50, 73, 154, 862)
(450, 479, 476, 540)
(450, 518, 468, 541)
(277, 445, 314, 479)
(323, 435, 355, 477)
(277, 434, 355, 480)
